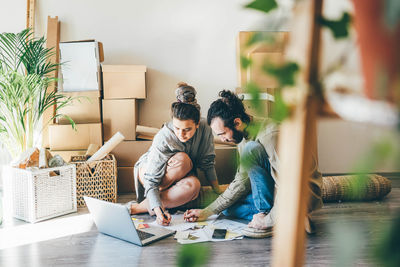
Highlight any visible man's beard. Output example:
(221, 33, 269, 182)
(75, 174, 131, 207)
(231, 127, 246, 144)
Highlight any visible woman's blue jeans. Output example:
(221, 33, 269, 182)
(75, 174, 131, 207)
(222, 141, 275, 221)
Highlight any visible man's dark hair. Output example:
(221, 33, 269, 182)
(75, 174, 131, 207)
(171, 102, 200, 124)
(207, 90, 250, 128)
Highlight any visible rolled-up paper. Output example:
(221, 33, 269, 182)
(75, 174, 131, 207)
(87, 132, 125, 162)
(85, 144, 100, 157)
(136, 125, 160, 137)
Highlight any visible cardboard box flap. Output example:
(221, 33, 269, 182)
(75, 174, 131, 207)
(102, 65, 146, 73)
(60, 90, 101, 98)
(98, 42, 104, 62)
(61, 39, 95, 44)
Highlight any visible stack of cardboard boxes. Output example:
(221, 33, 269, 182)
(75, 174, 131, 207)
(101, 65, 150, 193)
(236, 31, 289, 117)
(48, 40, 103, 160)
(44, 39, 239, 194)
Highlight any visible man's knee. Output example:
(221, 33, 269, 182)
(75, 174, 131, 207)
(241, 141, 266, 168)
(242, 141, 264, 158)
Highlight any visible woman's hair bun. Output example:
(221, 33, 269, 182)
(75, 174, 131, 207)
(177, 82, 189, 87)
(175, 82, 201, 111)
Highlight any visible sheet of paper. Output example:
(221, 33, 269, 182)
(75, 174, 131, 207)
(211, 219, 247, 232)
(148, 214, 195, 231)
(149, 213, 245, 243)
(148, 213, 219, 232)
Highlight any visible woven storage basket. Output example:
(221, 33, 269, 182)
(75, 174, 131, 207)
(322, 174, 392, 202)
(5, 164, 77, 223)
(71, 154, 117, 207)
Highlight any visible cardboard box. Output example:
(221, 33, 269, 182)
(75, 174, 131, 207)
(49, 123, 102, 150)
(102, 99, 138, 141)
(102, 65, 146, 99)
(111, 141, 152, 167)
(236, 31, 288, 94)
(197, 145, 238, 185)
(57, 91, 101, 124)
(49, 150, 87, 162)
(117, 167, 135, 193)
(242, 99, 272, 118)
(59, 40, 102, 91)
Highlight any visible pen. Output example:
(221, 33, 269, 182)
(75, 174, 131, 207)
(160, 207, 168, 220)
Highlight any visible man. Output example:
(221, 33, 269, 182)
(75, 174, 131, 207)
(184, 90, 323, 238)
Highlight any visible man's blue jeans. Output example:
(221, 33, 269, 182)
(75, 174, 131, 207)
(222, 141, 275, 221)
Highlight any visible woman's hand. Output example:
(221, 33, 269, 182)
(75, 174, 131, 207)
(154, 206, 171, 226)
(184, 209, 210, 222)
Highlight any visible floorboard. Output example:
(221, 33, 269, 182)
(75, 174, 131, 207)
(1, 177, 399, 266)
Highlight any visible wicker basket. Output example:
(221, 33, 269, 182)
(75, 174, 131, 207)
(6, 164, 77, 223)
(71, 154, 117, 207)
(322, 174, 392, 202)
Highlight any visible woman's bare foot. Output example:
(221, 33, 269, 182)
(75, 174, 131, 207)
(130, 201, 149, 215)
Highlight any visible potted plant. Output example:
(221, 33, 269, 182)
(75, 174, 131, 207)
(0, 29, 75, 159)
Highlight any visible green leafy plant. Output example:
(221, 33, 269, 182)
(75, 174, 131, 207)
(318, 12, 352, 39)
(176, 244, 210, 267)
(0, 29, 74, 158)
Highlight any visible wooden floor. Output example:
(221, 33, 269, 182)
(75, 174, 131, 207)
(0, 176, 399, 267)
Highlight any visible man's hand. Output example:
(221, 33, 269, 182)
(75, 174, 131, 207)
(154, 206, 171, 226)
(210, 180, 223, 194)
(184, 209, 211, 222)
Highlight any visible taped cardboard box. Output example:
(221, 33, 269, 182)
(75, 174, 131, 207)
(111, 141, 152, 167)
(59, 40, 103, 92)
(102, 65, 146, 99)
(117, 167, 135, 193)
(57, 91, 101, 124)
(50, 150, 87, 162)
(49, 123, 102, 150)
(102, 99, 138, 141)
(197, 145, 238, 185)
(236, 31, 288, 94)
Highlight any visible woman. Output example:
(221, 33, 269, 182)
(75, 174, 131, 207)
(131, 82, 221, 226)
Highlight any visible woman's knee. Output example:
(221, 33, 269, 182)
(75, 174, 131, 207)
(177, 176, 201, 199)
(167, 152, 193, 174)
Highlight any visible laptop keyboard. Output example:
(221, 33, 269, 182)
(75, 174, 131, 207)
(137, 230, 155, 240)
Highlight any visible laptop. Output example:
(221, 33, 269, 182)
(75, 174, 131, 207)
(84, 196, 175, 246)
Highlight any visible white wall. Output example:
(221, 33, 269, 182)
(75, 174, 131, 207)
(1, 0, 399, 174)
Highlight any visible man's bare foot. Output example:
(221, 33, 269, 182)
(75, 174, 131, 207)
(248, 212, 270, 230)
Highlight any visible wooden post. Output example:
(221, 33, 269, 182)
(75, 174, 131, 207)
(42, 16, 60, 148)
(271, 0, 323, 266)
(26, 0, 36, 30)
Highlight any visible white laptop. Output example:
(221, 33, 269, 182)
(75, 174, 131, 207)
(84, 196, 175, 246)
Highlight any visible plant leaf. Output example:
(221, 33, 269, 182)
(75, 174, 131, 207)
(240, 55, 252, 69)
(245, 0, 278, 14)
(263, 61, 300, 87)
(270, 90, 289, 123)
(318, 12, 352, 39)
(177, 244, 210, 267)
